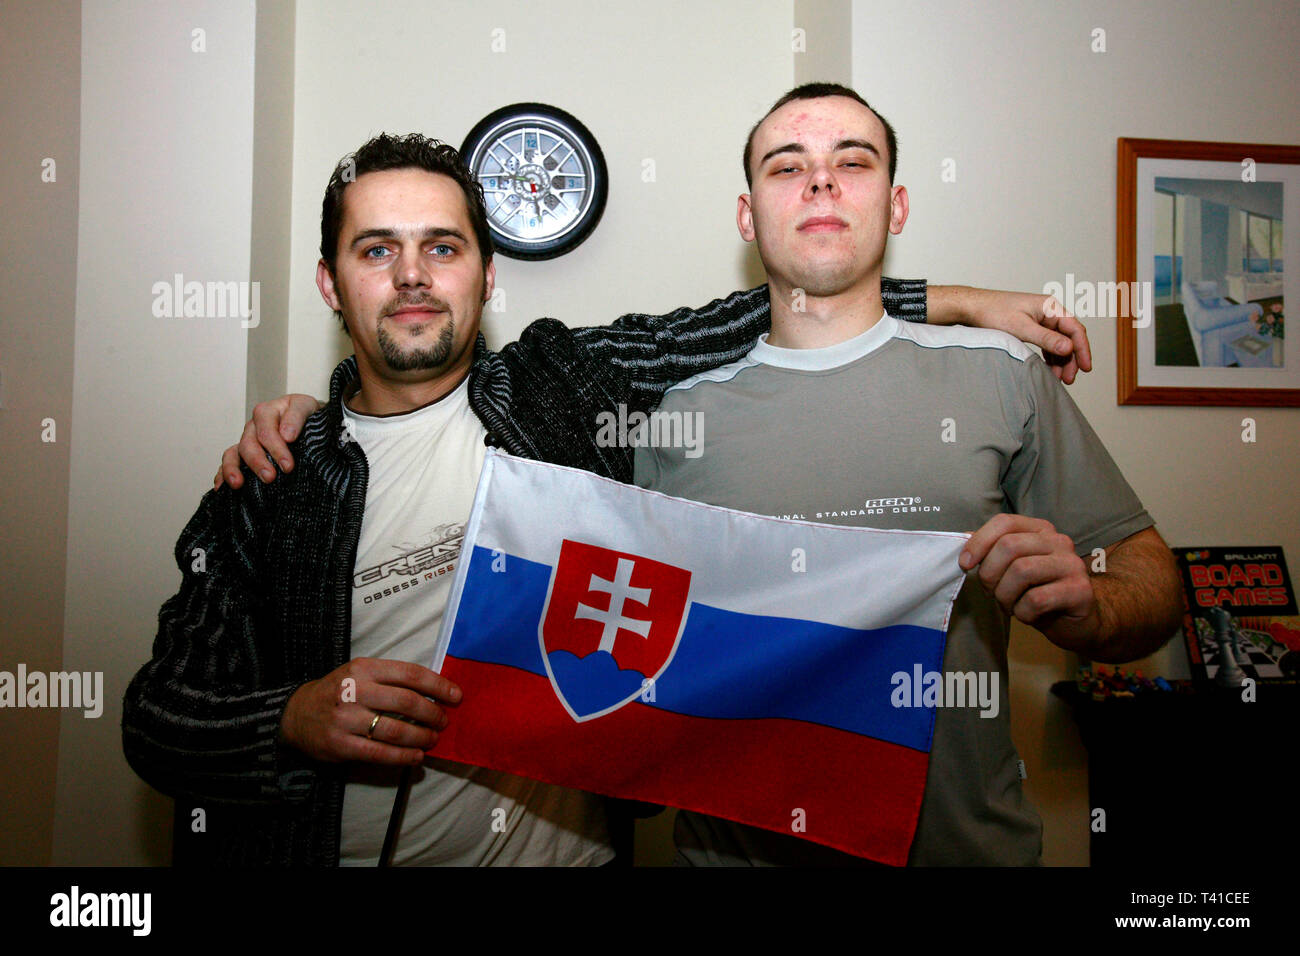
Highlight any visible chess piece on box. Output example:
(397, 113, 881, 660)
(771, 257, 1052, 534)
(1209, 604, 1246, 688)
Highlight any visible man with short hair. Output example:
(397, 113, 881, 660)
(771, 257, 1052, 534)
(126, 136, 611, 865)
(635, 83, 1183, 865)
(125, 112, 1090, 864)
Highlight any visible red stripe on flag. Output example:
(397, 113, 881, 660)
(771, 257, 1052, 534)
(433, 656, 929, 865)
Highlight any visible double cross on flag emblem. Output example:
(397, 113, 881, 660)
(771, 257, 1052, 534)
(540, 539, 693, 721)
(576, 557, 653, 654)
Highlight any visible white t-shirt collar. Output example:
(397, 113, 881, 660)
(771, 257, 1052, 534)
(750, 311, 897, 371)
(341, 372, 472, 436)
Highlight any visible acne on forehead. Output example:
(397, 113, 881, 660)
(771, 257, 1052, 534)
(769, 100, 880, 135)
(756, 99, 888, 176)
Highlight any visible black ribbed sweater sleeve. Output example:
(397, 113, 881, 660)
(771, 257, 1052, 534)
(122, 473, 319, 806)
(567, 279, 927, 409)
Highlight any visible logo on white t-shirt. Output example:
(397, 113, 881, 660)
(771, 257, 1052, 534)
(353, 522, 464, 604)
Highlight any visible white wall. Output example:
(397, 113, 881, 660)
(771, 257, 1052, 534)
(285, 0, 795, 394)
(53, 0, 257, 864)
(854, 0, 1300, 865)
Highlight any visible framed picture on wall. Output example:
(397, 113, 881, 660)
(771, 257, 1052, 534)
(1117, 138, 1300, 405)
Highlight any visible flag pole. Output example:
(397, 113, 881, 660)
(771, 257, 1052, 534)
(377, 766, 412, 867)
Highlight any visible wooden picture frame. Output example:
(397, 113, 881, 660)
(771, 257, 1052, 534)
(1117, 137, 1299, 405)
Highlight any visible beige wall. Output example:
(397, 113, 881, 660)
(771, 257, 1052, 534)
(853, 0, 1300, 864)
(0, 0, 80, 867)
(795, 0, 852, 85)
(246, 0, 297, 413)
(52, 0, 259, 864)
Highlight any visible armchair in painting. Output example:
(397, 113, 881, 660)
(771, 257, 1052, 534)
(1180, 279, 1263, 366)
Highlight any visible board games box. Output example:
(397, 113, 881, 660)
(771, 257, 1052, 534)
(1175, 546, 1300, 684)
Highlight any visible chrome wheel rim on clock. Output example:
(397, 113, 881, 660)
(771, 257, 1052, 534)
(461, 103, 608, 260)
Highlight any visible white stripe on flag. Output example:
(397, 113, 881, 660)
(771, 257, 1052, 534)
(434, 450, 968, 668)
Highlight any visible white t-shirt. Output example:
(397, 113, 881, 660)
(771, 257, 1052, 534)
(338, 375, 612, 866)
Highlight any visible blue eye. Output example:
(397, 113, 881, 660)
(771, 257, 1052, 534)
(431, 244, 455, 257)
(364, 246, 391, 259)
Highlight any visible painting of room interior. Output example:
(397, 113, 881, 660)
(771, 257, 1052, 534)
(1118, 138, 1298, 406)
(1152, 178, 1282, 369)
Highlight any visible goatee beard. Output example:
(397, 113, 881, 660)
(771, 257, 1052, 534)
(377, 317, 455, 371)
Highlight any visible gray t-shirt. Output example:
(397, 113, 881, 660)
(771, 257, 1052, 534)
(633, 313, 1152, 866)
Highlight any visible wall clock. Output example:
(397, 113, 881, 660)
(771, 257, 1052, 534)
(461, 103, 608, 260)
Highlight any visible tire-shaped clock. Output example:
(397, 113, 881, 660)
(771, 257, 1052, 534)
(461, 103, 608, 261)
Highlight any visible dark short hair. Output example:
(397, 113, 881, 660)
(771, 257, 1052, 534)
(742, 82, 898, 188)
(320, 134, 493, 331)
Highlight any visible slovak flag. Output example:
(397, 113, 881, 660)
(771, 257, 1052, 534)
(431, 450, 968, 864)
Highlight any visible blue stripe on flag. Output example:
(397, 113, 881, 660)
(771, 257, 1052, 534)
(449, 544, 551, 675)
(448, 545, 943, 752)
